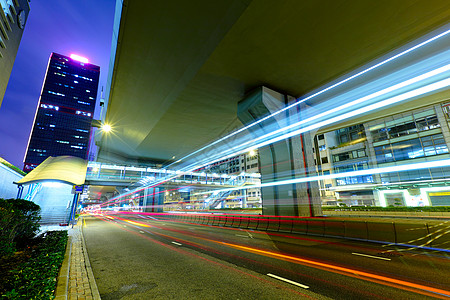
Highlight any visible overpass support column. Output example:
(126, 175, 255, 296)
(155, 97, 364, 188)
(238, 87, 322, 217)
(143, 187, 163, 213)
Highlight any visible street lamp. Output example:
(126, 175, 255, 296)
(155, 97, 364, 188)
(101, 124, 112, 132)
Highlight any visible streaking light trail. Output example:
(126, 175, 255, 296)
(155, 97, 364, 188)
(195, 158, 450, 196)
(219, 241, 450, 298)
(105, 23, 450, 205)
(166, 25, 450, 168)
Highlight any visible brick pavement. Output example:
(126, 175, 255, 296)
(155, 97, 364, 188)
(55, 220, 100, 300)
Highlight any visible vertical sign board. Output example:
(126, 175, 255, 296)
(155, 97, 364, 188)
(72, 185, 84, 194)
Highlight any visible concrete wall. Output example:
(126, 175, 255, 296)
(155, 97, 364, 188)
(0, 163, 23, 199)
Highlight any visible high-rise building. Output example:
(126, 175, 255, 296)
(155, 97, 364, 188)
(23, 52, 100, 171)
(0, 0, 30, 107)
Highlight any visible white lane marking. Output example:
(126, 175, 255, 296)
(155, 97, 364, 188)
(352, 253, 391, 261)
(139, 231, 145, 233)
(236, 234, 249, 238)
(172, 241, 182, 246)
(267, 273, 309, 289)
(147, 216, 158, 220)
(246, 231, 254, 239)
(123, 225, 127, 227)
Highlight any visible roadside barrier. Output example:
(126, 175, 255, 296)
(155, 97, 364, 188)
(267, 217, 280, 232)
(278, 217, 292, 233)
(256, 217, 269, 231)
(247, 217, 259, 230)
(324, 220, 345, 237)
(367, 222, 396, 243)
(162, 213, 449, 250)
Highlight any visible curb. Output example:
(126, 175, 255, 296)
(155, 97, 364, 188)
(80, 217, 101, 299)
(55, 235, 72, 300)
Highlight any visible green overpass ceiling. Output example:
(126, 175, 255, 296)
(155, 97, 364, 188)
(100, 0, 450, 164)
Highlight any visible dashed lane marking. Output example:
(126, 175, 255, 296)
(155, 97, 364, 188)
(236, 234, 249, 238)
(267, 273, 309, 289)
(352, 253, 391, 261)
(171, 241, 182, 246)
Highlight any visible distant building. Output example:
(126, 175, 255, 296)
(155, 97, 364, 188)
(314, 100, 450, 207)
(23, 52, 100, 171)
(161, 152, 262, 210)
(0, 0, 30, 107)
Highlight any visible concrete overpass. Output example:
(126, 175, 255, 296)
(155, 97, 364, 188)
(96, 0, 450, 216)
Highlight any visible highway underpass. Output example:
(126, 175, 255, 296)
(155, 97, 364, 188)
(82, 213, 450, 299)
(94, 1, 450, 217)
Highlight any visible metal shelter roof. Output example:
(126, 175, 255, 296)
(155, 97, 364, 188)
(16, 156, 88, 186)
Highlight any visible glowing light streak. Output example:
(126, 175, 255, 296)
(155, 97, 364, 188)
(195, 158, 450, 195)
(166, 26, 450, 168)
(112, 214, 450, 298)
(183, 76, 450, 174)
(234, 64, 450, 153)
(124, 219, 151, 227)
(220, 242, 450, 298)
(105, 30, 450, 204)
(238, 77, 450, 155)
(94, 215, 313, 298)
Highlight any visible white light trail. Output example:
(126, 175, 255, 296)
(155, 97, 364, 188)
(180, 76, 450, 173)
(107, 25, 450, 203)
(166, 26, 450, 168)
(194, 159, 450, 195)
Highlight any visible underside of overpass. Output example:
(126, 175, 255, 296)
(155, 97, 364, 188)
(98, 0, 450, 164)
(96, 0, 450, 216)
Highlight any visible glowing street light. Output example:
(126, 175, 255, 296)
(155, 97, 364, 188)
(101, 124, 112, 132)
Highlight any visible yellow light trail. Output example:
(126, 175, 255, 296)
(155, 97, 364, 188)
(220, 241, 450, 299)
(124, 219, 151, 227)
(110, 216, 450, 298)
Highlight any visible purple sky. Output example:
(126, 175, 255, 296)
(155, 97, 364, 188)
(0, 0, 115, 168)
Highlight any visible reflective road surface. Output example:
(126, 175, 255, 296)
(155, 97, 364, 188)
(82, 214, 450, 299)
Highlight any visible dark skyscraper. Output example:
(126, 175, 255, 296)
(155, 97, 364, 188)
(23, 52, 100, 171)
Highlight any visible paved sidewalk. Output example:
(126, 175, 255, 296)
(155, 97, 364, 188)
(55, 219, 101, 300)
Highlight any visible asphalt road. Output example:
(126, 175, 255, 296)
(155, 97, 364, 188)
(82, 213, 450, 299)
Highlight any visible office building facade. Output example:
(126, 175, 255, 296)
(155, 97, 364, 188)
(313, 100, 450, 207)
(23, 52, 100, 171)
(0, 0, 30, 106)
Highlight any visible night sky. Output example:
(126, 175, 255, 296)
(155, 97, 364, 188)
(0, 0, 115, 168)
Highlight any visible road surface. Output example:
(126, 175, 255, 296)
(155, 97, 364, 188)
(82, 213, 450, 299)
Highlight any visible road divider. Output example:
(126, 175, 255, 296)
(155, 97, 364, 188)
(147, 213, 450, 251)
